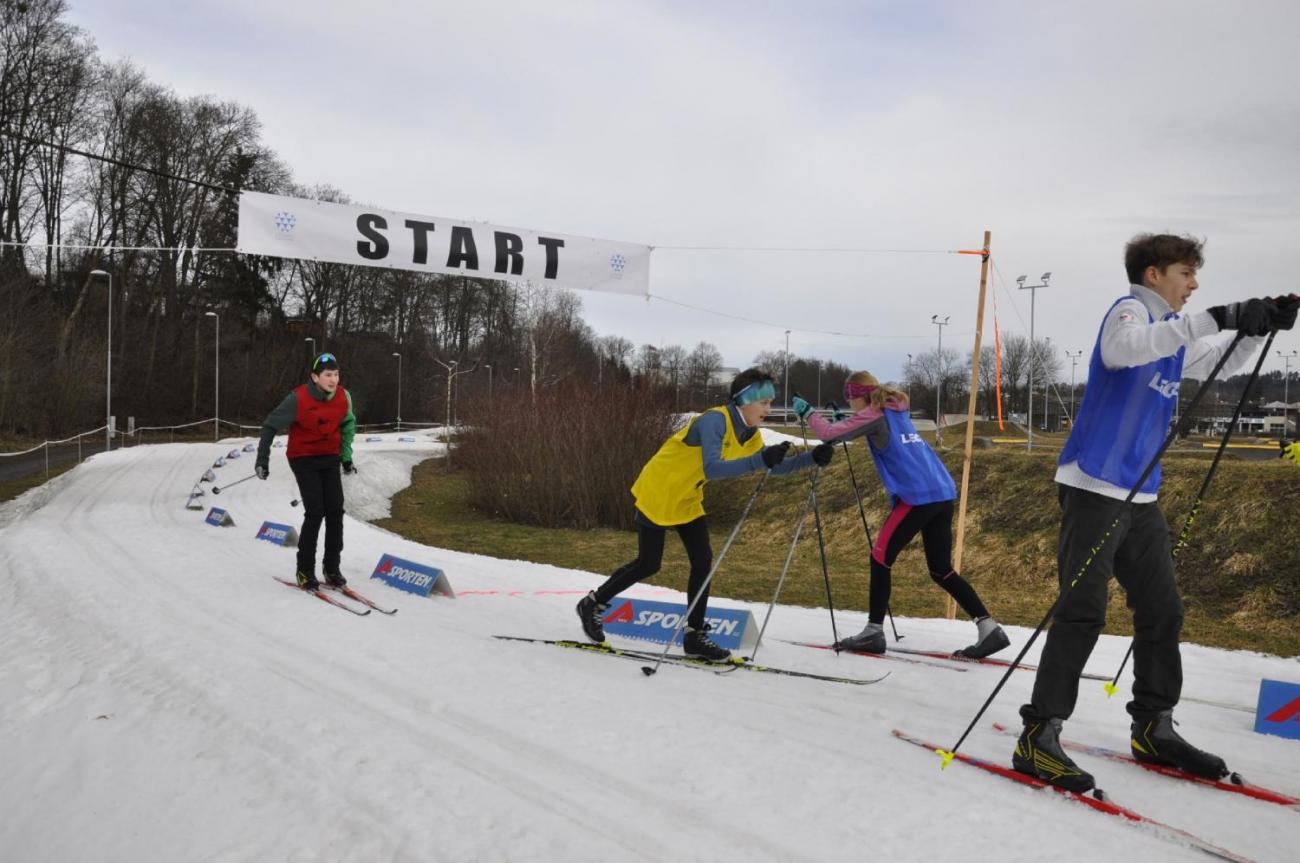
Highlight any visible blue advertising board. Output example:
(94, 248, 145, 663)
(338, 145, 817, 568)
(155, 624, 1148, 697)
(1255, 679, 1300, 741)
(255, 521, 299, 547)
(599, 597, 756, 651)
(370, 554, 454, 597)
(205, 507, 234, 527)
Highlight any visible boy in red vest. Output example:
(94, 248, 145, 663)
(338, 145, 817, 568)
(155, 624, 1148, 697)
(255, 352, 357, 590)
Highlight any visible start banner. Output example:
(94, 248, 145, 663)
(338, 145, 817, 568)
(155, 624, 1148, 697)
(237, 191, 650, 297)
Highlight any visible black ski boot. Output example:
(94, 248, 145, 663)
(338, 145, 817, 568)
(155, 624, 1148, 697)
(576, 591, 609, 643)
(1131, 711, 1228, 779)
(682, 625, 731, 662)
(958, 616, 1010, 659)
(835, 623, 886, 654)
(295, 569, 320, 590)
(323, 571, 347, 588)
(1012, 718, 1096, 793)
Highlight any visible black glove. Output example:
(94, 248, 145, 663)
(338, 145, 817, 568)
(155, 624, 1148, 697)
(811, 442, 834, 467)
(823, 401, 847, 422)
(1206, 298, 1275, 337)
(761, 441, 792, 469)
(342, 460, 356, 475)
(254, 461, 269, 480)
(1270, 294, 1299, 331)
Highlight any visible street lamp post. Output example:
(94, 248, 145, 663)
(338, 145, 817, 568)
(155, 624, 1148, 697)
(1280, 349, 1298, 439)
(784, 329, 791, 423)
(931, 315, 949, 444)
(305, 337, 316, 366)
(91, 270, 112, 451)
(1065, 349, 1084, 425)
(205, 311, 219, 441)
(485, 363, 493, 401)
(392, 351, 402, 430)
(1017, 272, 1051, 451)
(906, 353, 912, 405)
(433, 359, 476, 465)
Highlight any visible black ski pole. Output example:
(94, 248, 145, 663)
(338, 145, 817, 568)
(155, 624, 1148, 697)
(936, 333, 1246, 768)
(796, 398, 839, 644)
(641, 470, 771, 677)
(840, 436, 902, 640)
(212, 473, 256, 494)
(1105, 330, 1276, 696)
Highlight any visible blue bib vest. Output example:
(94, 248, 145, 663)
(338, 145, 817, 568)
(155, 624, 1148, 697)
(868, 408, 957, 506)
(1059, 297, 1185, 495)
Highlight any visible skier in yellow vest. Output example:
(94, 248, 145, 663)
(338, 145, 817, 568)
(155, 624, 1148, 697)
(577, 368, 833, 661)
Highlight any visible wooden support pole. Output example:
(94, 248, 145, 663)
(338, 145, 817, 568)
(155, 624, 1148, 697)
(948, 230, 993, 619)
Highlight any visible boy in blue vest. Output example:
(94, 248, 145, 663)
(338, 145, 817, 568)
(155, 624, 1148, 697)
(254, 352, 357, 591)
(1012, 234, 1296, 792)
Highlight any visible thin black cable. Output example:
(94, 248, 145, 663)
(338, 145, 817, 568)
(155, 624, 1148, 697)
(0, 129, 239, 196)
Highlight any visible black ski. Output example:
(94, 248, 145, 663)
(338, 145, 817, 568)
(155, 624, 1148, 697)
(273, 576, 370, 616)
(494, 636, 889, 685)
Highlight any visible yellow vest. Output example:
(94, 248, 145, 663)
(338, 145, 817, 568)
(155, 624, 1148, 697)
(631, 406, 764, 526)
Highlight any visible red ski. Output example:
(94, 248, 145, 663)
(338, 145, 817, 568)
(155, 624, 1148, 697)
(892, 729, 1255, 863)
(991, 722, 1299, 808)
(324, 583, 398, 615)
(273, 576, 370, 616)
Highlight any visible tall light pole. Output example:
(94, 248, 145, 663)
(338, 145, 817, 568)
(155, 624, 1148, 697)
(392, 351, 402, 430)
(1017, 271, 1051, 451)
(931, 315, 949, 444)
(205, 311, 219, 441)
(1065, 349, 1084, 425)
(485, 363, 493, 401)
(1280, 349, 1298, 439)
(906, 353, 913, 405)
(91, 270, 112, 451)
(433, 359, 476, 465)
(305, 337, 316, 365)
(784, 329, 791, 421)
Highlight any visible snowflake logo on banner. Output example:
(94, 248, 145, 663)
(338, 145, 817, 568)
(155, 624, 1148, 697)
(274, 211, 297, 233)
(609, 254, 626, 277)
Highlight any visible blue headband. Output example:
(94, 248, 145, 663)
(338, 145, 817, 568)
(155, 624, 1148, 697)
(732, 380, 776, 406)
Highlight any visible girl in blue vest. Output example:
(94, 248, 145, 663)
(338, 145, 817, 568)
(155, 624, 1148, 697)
(794, 371, 1009, 660)
(255, 352, 357, 591)
(577, 368, 832, 661)
(1011, 233, 1296, 794)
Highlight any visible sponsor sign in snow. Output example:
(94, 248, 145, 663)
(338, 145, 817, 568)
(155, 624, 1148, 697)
(366, 435, 383, 443)
(255, 521, 299, 547)
(201, 469, 216, 483)
(1255, 679, 1300, 740)
(227, 449, 240, 459)
(599, 598, 757, 651)
(273, 440, 285, 448)
(398, 436, 416, 443)
(213, 456, 225, 468)
(242, 443, 256, 452)
(370, 554, 454, 598)
(205, 507, 234, 527)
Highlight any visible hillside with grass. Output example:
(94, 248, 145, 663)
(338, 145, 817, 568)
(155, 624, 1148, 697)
(379, 441, 1300, 657)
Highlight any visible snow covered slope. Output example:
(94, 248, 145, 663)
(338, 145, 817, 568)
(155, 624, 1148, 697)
(1, 435, 1297, 862)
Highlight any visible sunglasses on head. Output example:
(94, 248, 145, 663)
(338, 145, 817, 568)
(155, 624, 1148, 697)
(313, 352, 337, 371)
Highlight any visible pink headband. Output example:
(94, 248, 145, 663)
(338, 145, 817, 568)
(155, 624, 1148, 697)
(844, 382, 876, 400)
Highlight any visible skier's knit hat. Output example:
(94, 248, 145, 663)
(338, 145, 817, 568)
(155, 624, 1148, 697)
(312, 352, 339, 373)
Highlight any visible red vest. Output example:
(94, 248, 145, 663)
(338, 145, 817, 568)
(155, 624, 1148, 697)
(286, 384, 350, 459)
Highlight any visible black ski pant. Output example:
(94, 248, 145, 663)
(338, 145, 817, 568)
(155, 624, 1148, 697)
(594, 512, 714, 630)
(290, 455, 344, 576)
(1022, 485, 1184, 724)
(868, 499, 988, 624)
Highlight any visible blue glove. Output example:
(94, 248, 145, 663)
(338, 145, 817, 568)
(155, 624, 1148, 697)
(792, 395, 814, 422)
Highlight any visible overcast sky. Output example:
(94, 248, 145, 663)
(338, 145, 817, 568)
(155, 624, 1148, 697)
(67, 0, 1300, 381)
